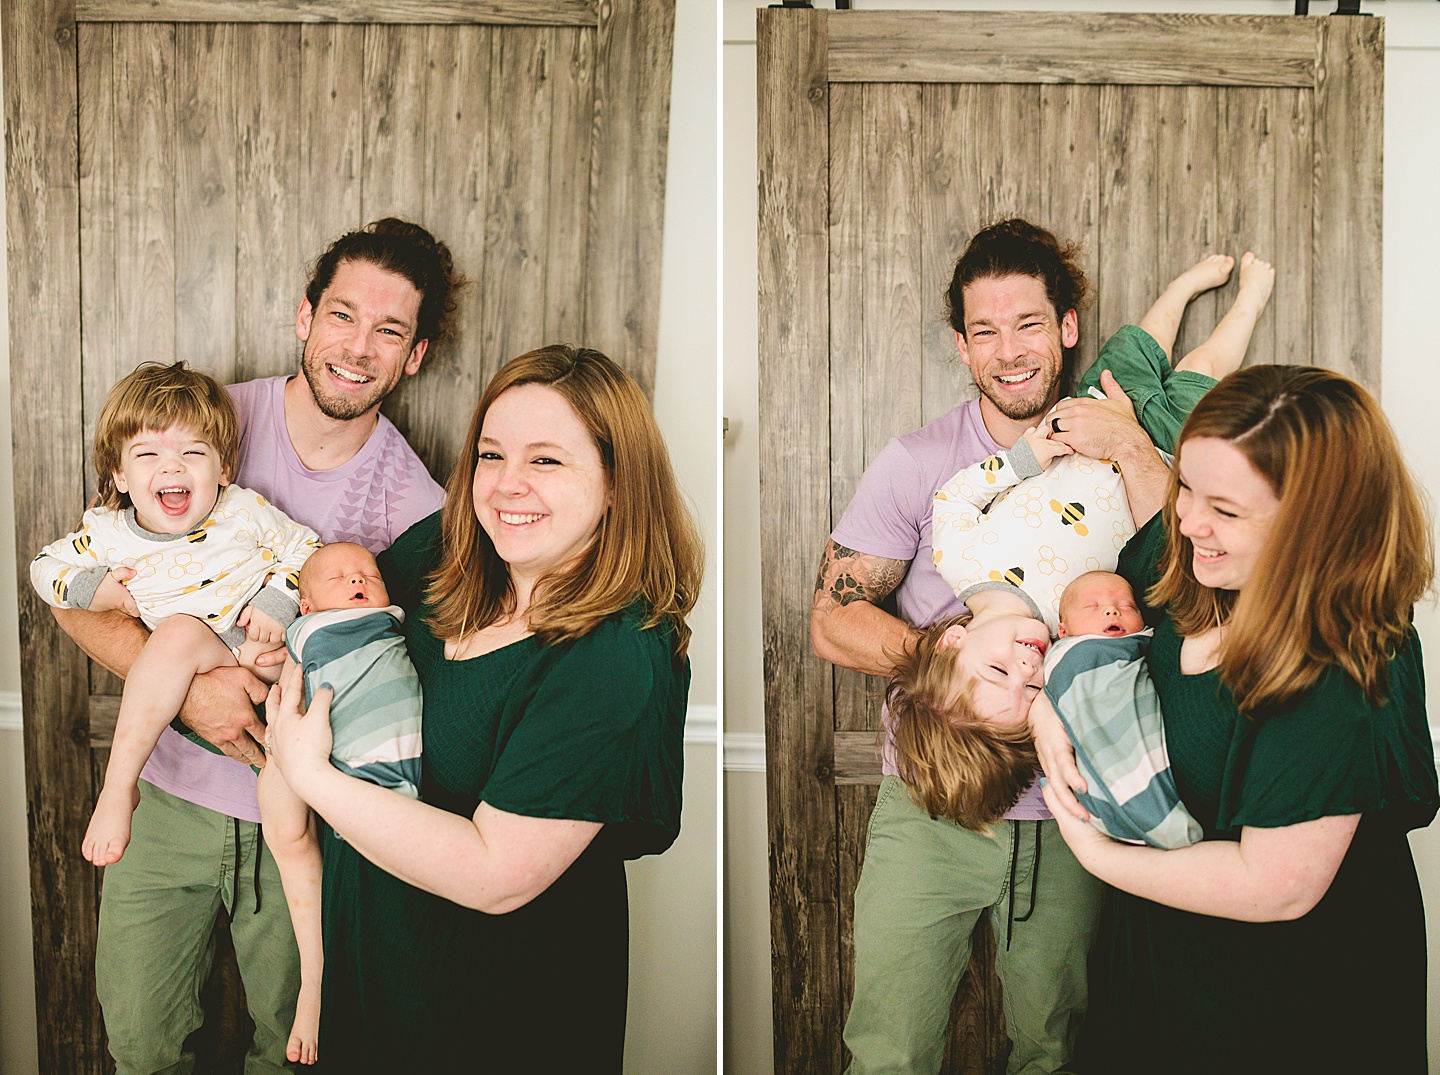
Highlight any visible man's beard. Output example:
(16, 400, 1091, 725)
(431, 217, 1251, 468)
(977, 361, 1064, 421)
(300, 349, 393, 421)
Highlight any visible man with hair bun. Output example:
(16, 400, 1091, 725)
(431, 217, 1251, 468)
(812, 218, 1175, 1074)
(52, 219, 462, 1073)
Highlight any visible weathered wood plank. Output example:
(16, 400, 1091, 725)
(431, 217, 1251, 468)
(583, 0, 675, 395)
(542, 26, 594, 348)
(384, 23, 491, 484)
(297, 23, 365, 281)
(234, 24, 302, 381)
(757, 9, 839, 1074)
(833, 730, 882, 785)
(478, 27, 553, 380)
(1271, 87, 1313, 367)
(3, 0, 107, 1067)
(1312, 15, 1382, 391)
(1155, 85, 1218, 362)
(827, 81, 864, 529)
(361, 23, 427, 223)
(1097, 85, 1161, 346)
(828, 12, 1319, 87)
(79, 22, 117, 510)
(77, 0, 598, 26)
(1040, 84, 1101, 385)
(919, 83, 979, 425)
(1216, 87, 1280, 367)
(176, 23, 238, 384)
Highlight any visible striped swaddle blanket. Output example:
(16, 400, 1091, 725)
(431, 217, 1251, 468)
(1043, 630, 1201, 849)
(285, 605, 422, 801)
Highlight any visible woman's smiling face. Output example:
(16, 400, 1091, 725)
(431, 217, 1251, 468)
(471, 383, 609, 589)
(1175, 436, 1282, 591)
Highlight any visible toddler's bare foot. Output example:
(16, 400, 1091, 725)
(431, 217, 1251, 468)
(82, 784, 140, 866)
(286, 980, 321, 1065)
(1177, 253, 1235, 297)
(1236, 251, 1276, 312)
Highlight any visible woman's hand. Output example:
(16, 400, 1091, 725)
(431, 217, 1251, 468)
(1028, 691, 1089, 821)
(264, 660, 334, 800)
(1041, 782, 1112, 865)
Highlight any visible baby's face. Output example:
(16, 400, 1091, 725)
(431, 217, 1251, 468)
(299, 543, 390, 614)
(1058, 572, 1143, 638)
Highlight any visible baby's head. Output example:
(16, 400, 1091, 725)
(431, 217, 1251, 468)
(93, 362, 239, 534)
(887, 617, 1040, 831)
(298, 542, 390, 614)
(1057, 571, 1144, 638)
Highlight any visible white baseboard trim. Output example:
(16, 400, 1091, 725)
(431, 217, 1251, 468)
(723, 732, 766, 773)
(686, 704, 717, 746)
(0, 692, 18, 732)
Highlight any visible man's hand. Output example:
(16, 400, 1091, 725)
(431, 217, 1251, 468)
(1047, 369, 1148, 462)
(1049, 369, 1171, 526)
(177, 665, 272, 768)
(1021, 424, 1075, 470)
(89, 568, 139, 617)
(237, 604, 285, 646)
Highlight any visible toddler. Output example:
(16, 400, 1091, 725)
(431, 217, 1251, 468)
(32, 362, 319, 868)
(256, 540, 423, 1065)
(891, 252, 1275, 831)
(889, 569, 1200, 847)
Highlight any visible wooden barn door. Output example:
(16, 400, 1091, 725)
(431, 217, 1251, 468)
(757, 9, 1382, 1073)
(4, 0, 675, 1069)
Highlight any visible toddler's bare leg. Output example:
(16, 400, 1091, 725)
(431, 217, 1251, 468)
(83, 616, 237, 866)
(258, 764, 322, 1065)
(235, 637, 285, 686)
(1175, 252, 1276, 379)
(1137, 253, 1236, 362)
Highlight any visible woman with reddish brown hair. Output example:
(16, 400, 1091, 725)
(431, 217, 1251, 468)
(265, 345, 704, 1072)
(1035, 364, 1438, 1074)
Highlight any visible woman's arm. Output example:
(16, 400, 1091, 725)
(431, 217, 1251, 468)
(1042, 783, 1358, 921)
(266, 664, 599, 914)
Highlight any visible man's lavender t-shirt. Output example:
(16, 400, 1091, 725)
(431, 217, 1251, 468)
(830, 398, 1049, 819)
(139, 375, 446, 821)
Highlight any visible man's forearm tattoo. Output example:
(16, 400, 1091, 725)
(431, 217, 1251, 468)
(815, 541, 905, 607)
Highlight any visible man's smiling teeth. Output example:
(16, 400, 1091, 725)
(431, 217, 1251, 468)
(499, 511, 544, 525)
(996, 370, 1036, 384)
(328, 363, 373, 384)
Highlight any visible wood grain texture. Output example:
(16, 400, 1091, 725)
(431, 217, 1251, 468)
(1271, 87, 1313, 367)
(77, 0, 598, 25)
(361, 23, 428, 224)
(1097, 85, 1161, 345)
(1216, 87, 1280, 367)
(3, 0, 107, 1067)
(835, 780, 876, 1061)
(383, 23, 492, 483)
(176, 23, 239, 384)
(234, 23, 302, 382)
(828, 12, 1319, 88)
(298, 23, 365, 285)
(1155, 85, 1218, 362)
(757, 10, 839, 1074)
(827, 80, 864, 527)
(1312, 15, 1382, 391)
(582, 0, 675, 395)
(1039, 84, 1101, 385)
(543, 26, 594, 348)
(79, 22, 117, 509)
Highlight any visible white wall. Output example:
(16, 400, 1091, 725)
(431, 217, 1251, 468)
(0, 1, 720, 1072)
(721, 2, 1440, 1072)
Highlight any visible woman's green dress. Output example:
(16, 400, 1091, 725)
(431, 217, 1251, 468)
(317, 514, 689, 1072)
(1082, 517, 1439, 1074)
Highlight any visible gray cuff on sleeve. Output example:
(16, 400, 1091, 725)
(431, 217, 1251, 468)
(1007, 437, 1045, 480)
(217, 624, 247, 650)
(65, 567, 112, 610)
(247, 587, 300, 630)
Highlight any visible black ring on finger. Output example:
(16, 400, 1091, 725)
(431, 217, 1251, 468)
(1051, 417, 1063, 435)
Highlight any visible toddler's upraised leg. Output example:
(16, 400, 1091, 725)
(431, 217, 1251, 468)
(83, 615, 236, 866)
(1137, 254, 1235, 362)
(1175, 252, 1276, 379)
(258, 763, 322, 1065)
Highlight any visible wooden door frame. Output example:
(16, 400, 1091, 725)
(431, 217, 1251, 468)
(3, 0, 675, 1067)
(757, 9, 1381, 1072)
